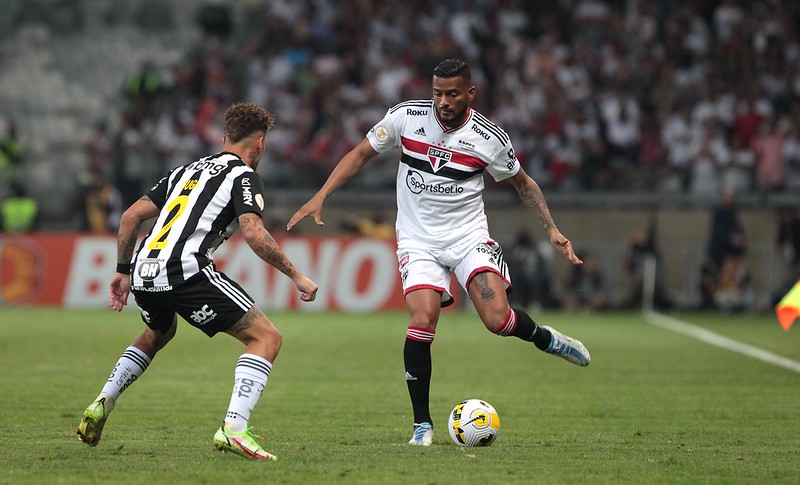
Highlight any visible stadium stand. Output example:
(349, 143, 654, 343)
(2, 0, 799, 311)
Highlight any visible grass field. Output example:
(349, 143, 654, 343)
(1, 307, 799, 484)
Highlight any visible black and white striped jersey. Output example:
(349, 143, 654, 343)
(131, 152, 265, 291)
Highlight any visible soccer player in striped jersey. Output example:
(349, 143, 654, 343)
(77, 102, 319, 461)
(288, 58, 590, 446)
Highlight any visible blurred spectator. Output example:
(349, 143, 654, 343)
(0, 121, 24, 186)
(123, 59, 164, 120)
(714, 252, 753, 313)
(701, 189, 749, 310)
(197, 1, 233, 40)
(777, 207, 800, 263)
(688, 121, 728, 195)
(771, 207, 800, 305)
(1, 183, 38, 232)
(84, 120, 117, 179)
(507, 231, 557, 311)
(80, 170, 122, 234)
(783, 121, 800, 191)
(722, 133, 755, 193)
(622, 219, 673, 310)
(752, 116, 788, 193)
(562, 250, 607, 312)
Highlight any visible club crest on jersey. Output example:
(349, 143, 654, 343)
(427, 147, 451, 171)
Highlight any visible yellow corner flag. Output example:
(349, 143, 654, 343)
(776, 280, 800, 331)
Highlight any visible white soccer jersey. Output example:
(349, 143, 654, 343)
(366, 99, 520, 249)
(131, 152, 266, 291)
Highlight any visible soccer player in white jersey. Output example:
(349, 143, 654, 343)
(77, 102, 319, 461)
(288, 58, 590, 446)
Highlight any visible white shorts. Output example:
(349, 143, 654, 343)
(397, 234, 511, 307)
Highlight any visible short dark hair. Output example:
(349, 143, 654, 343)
(224, 102, 275, 143)
(433, 58, 472, 84)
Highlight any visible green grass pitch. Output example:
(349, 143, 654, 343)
(1, 307, 799, 484)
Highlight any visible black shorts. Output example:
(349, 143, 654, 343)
(132, 266, 255, 337)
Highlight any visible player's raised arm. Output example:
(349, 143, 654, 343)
(287, 138, 380, 230)
(239, 212, 318, 301)
(505, 168, 583, 265)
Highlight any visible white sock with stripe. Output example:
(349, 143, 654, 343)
(224, 353, 272, 433)
(99, 346, 151, 402)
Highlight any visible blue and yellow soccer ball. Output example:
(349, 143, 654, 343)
(448, 399, 500, 447)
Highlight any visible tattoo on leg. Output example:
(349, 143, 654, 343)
(474, 273, 496, 301)
(228, 306, 259, 334)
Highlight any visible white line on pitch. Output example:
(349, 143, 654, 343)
(646, 311, 800, 374)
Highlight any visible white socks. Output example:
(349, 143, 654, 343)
(224, 354, 272, 432)
(99, 346, 151, 402)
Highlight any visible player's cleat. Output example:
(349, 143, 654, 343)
(213, 426, 277, 461)
(408, 422, 433, 446)
(543, 326, 591, 366)
(77, 396, 115, 447)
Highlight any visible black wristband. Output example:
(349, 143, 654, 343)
(116, 263, 132, 275)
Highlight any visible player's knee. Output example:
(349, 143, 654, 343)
(482, 308, 512, 334)
(257, 323, 282, 350)
(409, 313, 438, 330)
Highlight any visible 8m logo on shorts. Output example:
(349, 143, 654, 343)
(190, 304, 217, 325)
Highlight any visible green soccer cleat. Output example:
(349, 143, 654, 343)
(77, 396, 115, 447)
(543, 326, 591, 366)
(213, 426, 277, 461)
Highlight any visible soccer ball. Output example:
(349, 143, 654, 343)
(447, 399, 500, 447)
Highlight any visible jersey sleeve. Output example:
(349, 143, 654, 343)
(231, 171, 266, 217)
(485, 140, 521, 182)
(145, 173, 172, 208)
(365, 107, 403, 153)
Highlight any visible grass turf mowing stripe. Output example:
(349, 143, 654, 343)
(646, 311, 800, 374)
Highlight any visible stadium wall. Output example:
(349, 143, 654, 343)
(0, 234, 468, 311)
(0, 206, 785, 311)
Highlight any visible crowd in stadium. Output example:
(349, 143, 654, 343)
(0, 0, 774, 224)
(1, 0, 799, 217)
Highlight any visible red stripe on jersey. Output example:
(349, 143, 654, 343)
(401, 136, 488, 170)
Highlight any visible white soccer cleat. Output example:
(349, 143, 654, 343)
(542, 326, 591, 366)
(408, 422, 433, 446)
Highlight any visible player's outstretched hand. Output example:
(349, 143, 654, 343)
(109, 273, 131, 312)
(294, 275, 319, 302)
(550, 231, 583, 265)
(287, 198, 325, 231)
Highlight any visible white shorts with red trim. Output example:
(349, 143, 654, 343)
(396, 233, 511, 307)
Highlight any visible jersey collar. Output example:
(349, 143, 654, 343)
(433, 107, 473, 133)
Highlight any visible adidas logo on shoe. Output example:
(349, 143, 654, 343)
(414, 127, 426, 136)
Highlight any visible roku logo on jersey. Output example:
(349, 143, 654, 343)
(406, 170, 464, 195)
(471, 124, 490, 140)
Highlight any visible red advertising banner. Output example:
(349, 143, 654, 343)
(0, 234, 462, 311)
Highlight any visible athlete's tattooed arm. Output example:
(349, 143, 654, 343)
(239, 212, 319, 301)
(506, 169, 583, 265)
(117, 195, 160, 265)
(507, 171, 556, 234)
